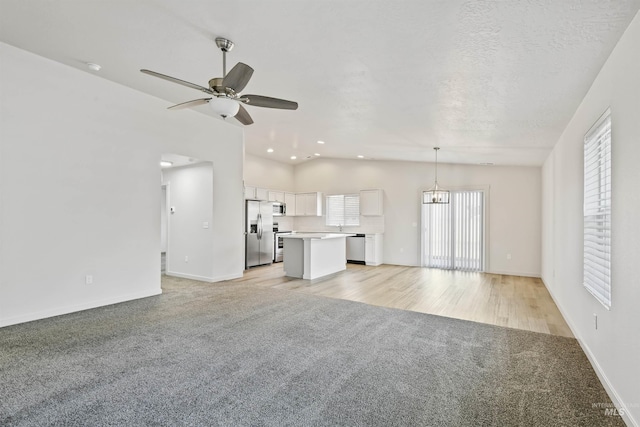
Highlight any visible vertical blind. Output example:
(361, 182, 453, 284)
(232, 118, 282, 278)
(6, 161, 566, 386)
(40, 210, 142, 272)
(584, 109, 612, 309)
(425, 190, 484, 271)
(326, 194, 360, 226)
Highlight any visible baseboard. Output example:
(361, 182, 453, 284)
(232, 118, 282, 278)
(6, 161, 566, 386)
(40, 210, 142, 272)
(487, 269, 541, 278)
(0, 288, 162, 328)
(166, 271, 243, 283)
(166, 271, 214, 282)
(541, 278, 637, 427)
(211, 272, 243, 282)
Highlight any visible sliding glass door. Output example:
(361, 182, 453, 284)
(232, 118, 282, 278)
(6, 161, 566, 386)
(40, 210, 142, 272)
(423, 190, 485, 271)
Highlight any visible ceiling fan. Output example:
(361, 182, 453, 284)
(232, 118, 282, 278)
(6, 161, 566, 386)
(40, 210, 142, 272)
(140, 37, 298, 125)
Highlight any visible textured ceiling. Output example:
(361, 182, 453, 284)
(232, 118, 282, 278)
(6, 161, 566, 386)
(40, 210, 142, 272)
(1, 1, 638, 166)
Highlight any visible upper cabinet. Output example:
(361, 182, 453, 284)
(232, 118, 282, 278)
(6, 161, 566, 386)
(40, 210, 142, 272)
(284, 192, 296, 216)
(268, 191, 285, 203)
(256, 187, 269, 200)
(295, 192, 323, 216)
(244, 186, 270, 200)
(247, 186, 372, 218)
(244, 186, 256, 199)
(359, 189, 383, 216)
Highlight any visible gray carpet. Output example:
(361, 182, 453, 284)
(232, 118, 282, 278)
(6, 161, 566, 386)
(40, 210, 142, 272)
(0, 276, 624, 426)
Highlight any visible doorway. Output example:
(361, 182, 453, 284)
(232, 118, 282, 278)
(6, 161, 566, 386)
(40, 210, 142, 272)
(160, 153, 214, 282)
(422, 190, 485, 271)
(160, 183, 169, 274)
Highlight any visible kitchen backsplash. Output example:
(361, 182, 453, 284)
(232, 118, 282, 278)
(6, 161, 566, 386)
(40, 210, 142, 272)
(293, 215, 385, 234)
(274, 216, 294, 231)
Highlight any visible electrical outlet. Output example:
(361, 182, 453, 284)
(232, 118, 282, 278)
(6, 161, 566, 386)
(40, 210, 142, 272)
(185, 256, 189, 263)
(507, 253, 512, 260)
(85, 275, 93, 285)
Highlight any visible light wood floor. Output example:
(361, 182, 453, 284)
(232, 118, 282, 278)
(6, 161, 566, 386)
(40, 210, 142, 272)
(233, 263, 573, 338)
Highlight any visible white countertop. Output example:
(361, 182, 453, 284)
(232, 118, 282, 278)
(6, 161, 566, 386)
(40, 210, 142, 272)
(281, 233, 356, 240)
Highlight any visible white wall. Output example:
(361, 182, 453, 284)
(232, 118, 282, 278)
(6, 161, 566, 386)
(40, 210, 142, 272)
(294, 158, 541, 276)
(162, 163, 214, 281)
(244, 153, 295, 192)
(0, 42, 245, 327)
(541, 12, 640, 425)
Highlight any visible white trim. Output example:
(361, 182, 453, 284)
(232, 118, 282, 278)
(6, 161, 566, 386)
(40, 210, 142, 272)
(165, 271, 242, 283)
(541, 278, 637, 427)
(165, 271, 214, 282)
(487, 269, 541, 278)
(211, 272, 243, 282)
(0, 289, 162, 328)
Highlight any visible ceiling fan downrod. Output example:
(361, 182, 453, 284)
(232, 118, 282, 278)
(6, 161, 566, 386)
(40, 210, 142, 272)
(215, 37, 234, 77)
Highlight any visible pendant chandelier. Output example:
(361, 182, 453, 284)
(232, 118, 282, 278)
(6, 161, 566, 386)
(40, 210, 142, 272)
(423, 147, 450, 204)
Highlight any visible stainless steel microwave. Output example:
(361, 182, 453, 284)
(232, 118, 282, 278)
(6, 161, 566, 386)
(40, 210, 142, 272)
(272, 202, 286, 216)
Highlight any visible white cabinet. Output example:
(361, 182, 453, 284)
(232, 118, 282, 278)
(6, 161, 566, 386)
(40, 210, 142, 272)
(245, 186, 271, 200)
(256, 187, 269, 200)
(244, 186, 256, 199)
(245, 186, 269, 200)
(269, 191, 285, 203)
(285, 192, 296, 216)
(295, 192, 323, 216)
(365, 234, 383, 266)
(360, 189, 383, 216)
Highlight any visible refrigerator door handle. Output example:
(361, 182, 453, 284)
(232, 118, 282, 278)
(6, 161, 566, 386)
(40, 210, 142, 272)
(258, 213, 262, 240)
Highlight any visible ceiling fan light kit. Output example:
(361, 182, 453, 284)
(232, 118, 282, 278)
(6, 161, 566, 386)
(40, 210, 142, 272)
(423, 147, 450, 204)
(209, 96, 239, 117)
(140, 37, 298, 125)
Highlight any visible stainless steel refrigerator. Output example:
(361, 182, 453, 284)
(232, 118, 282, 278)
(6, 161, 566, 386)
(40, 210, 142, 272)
(245, 200, 274, 269)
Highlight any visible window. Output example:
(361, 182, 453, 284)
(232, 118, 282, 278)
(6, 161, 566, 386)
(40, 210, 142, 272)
(584, 109, 612, 309)
(423, 190, 484, 271)
(326, 194, 360, 227)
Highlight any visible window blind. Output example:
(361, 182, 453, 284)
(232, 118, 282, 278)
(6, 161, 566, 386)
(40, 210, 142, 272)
(326, 194, 360, 226)
(425, 190, 484, 271)
(584, 109, 612, 309)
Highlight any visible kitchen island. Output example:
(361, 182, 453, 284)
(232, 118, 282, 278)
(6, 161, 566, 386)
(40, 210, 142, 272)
(282, 233, 354, 280)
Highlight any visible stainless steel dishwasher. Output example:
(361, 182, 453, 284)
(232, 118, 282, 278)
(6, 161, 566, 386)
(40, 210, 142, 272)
(346, 234, 366, 264)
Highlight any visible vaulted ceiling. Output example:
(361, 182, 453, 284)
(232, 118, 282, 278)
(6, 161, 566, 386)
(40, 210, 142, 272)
(1, 1, 638, 165)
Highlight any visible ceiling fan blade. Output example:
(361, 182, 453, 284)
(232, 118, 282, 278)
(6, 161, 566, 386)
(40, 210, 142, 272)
(167, 98, 212, 110)
(222, 62, 254, 93)
(140, 69, 213, 94)
(243, 95, 298, 110)
(234, 104, 254, 125)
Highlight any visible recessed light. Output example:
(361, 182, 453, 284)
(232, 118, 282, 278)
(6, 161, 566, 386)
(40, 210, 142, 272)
(160, 160, 173, 168)
(86, 63, 101, 72)
(267, 148, 274, 153)
(357, 155, 364, 159)
(317, 140, 325, 144)
(290, 156, 297, 160)
(314, 153, 320, 156)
